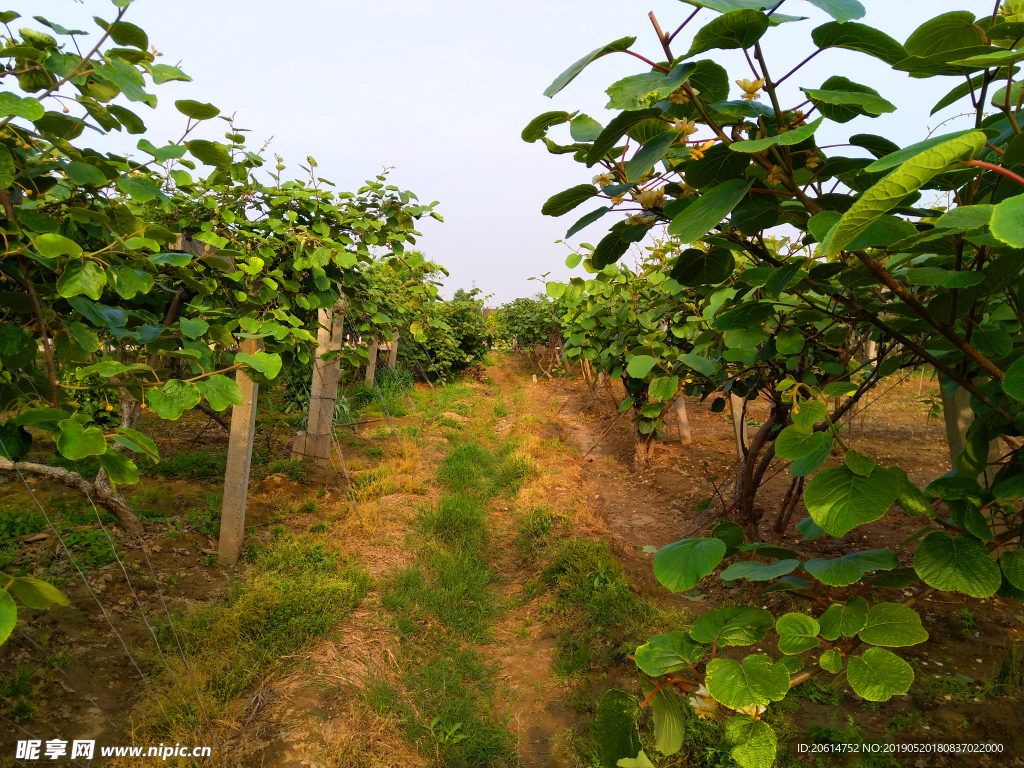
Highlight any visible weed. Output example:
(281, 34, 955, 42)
(309, 521, 327, 533)
(418, 494, 487, 551)
(147, 449, 227, 480)
(514, 507, 563, 562)
(51, 651, 72, 668)
(0, 666, 38, 721)
(366, 446, 384, 458)
(954, 607, 978, 638)
(885, 712, 923, 734)
(493, 402, 510, 418)
(60, 527, 118, 569)
(267, 459, 308, 483)
(184, 492, 222, 536)
(352, 466, 395, 501)
(792, 678, 844, 705)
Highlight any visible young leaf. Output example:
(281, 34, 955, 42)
(818, 596, 869, 640)
(634, 631, 708, 677)
(196, 374, 243, 412)
(544, 37, 637, 98)
(775, 613, 821, 654)
(706, 656, 789, 709)
(858, 603, 928, 647)
(819, 649, 844, 673)
(98, 447, 140, 485)
(5, 576, 70, 609)
(639, 677, 685, 757)
(175, 99, 220, 120)
(146, 379, 202, 420)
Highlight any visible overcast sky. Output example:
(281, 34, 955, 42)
(24, 0, 987, 304)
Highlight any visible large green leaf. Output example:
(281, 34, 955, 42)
(113, 427, 160, 463)
(236, 351, 282, 379)
(0, 589, 16, 644)
(648, 376, 679, 402)
(725, 714, 777, 768)
(811, 21, 908, 65)
(801, 81, 895, 121)
(690, 605, 774, 647)
(1000, 550, 1024, 591)
(804, 465, 899, 537)
(677, 353, 718, 378)
(990, 194, 1023, 249)
(542, 184, 599, 217)
(804, 549, 899, 587)
(566, 206, 611, 238)
(639, 677, 685, 757)
(626, 354, 659, 378)
(175, 99, 220, 120)
(719, 559, 799, 582)
(818, 595, 869, 640)
(846, 648, 914, 702)
(595, 689, 641, 768)
(687, 9, 770, 57)
(904, 11, 982, 57)
(653, 537, 727, 592)
(31, 232, 83, 259)
(607, 65, 694, 111)
(1002, 355, 1024, 402)
(865, 129, 980, 172)
(196, 374, 243, 412)
(5, 576, 69, 610)
(729, 117, 823, 153)
(805, 0, 865, 22)
(56, 420, 107, 460)
(670, 248, 735, 287)
(98, 448, 139, 485)
(858, 602, 928, 647)
(712, 301, 774, 331)
(545, 37, 637, 98)
(186, 139, 232, 168)
(912, 532, 1001, 598)
(775, 425, 831, 461)
(775, 613, 821, 654)
(108, 266, 154, 300)
(904, 267, 985, 288)
(570, 114, 603, 142)
(593, 228, 633, 269)
(56, 260, 107, 301)
(705, 655, 789, 709)
(667, 179, 751, 242)
(146, 379, 202, 421)
(635, 631, 708, 677)
(685, 143, 750, 189)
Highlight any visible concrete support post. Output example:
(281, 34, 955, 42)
(292, 299, 345, 463)
(365, 337, 379, 385)
(730, 393, 749, 459)
(388, 331, 399, 368)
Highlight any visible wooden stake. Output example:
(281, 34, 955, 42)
(292, 299, 345, 463)
(388, 330, 399, 368)
(365, 336, 379, 385)
(729, 392, 749, 459)
(673, 395, 692, 445)
(219, 337, 261, 565)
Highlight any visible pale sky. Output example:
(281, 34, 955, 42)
(22, 0, 987, 303)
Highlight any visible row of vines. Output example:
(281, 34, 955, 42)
(526, 1, 1023, 766)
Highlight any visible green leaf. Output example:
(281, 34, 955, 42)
(544, 37, 637, 98)
(149, 251, 193, 267)
(905, 11, 982, 57)
(542, 184, 599, 217)
(676, 353, 718, 378)
(116, 174, 164, 202)
(1000, 550, 1024, 591)
(818, 649, 843, 673)
(712, 302, 774, 331)
(811, 21, 908, 66)
(685, 143, 750, 189)
(759, 575, 809, 596)
(805, 549, 898, 587)
(805, 0, 865, 22)
(236, 351, 282, 379)
(1001, 356, 1024, 402)
(595, 689, 641, 768)
(858, 602, 928, 647)
(818, 596, 869, 641)
(626, 131, 678, 184)
(729, 117, 823, 153)
(98, 447, 139, 485)
(865, 130, 981, 173)
(890, 467, 933, 517)
(108, 266, 154, 300)
(175, 99, 220, 120)
(690, 605, 774, 647)
(804, 465, 900, 537)
(990, 194, 1023, 249)
(847, 648, 914, 702)
(706, 655, 789, 709)
(186, 139, 231, 168)
(0, 423, 31, 462)
(870, 567, 920, 590)
(179, 317, 209, 339)
(64, 161, 108, 186)
(688, 9, 770, 57)
(0, 92, 44, 120)
(587, 108, 663, 167)
(607, 66, 693, 111)
(635, 632, 708, 677)
(570, 114, 603, 142)
(31, 232, 83, 259)
(195, 374, 243, 412)
(912, 532, 1001, 598)
(107, 104, 146, 134)
(653, 537, 726, 591)
(149, 63, 191, 84)
(801, 83, 895, 120)
(57, 420, 107, 460)
(725, 714, 777, 768)
(668, 179, 752, 242)
(0, 588, 16, 644)
(146, 379, 201, 421)
(712, 521, 744, 557)
(113, 427, 159, 462)
(522, 111, 572, 142)
(616, 750, 656, 768)
(904, 267, 985, 288)
(0, 144, 14, 189)
(670, 248, 735, 287)
(775, 425, 830, 460)
(776, 612, 821, 654)
(56, 260, 107, 300)
(796, 516, 824, 540)
(626, 355, 659, 378)
(648, 376, 679, 402)
(642, 677, 685, 757)
(566, 207, 611, 238)
(719, 559, 799, 582)
(843, 450, 876, 477)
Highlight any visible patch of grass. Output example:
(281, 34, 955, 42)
(791, 678, 844, 705)
(418, 494, 488, 551)
(0, 666, 39, 721)
(493, 402, 510, 418)
(148, 449, 227, 480)
(514, 507, 564, 562)
(366, 446, 384, 458)
(267, 459, 308, 483)
(352, 466, 395, 501)
(184, 492, 222, 536)
(158, 534, 369, 704)
(308, 521, 327, 533)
